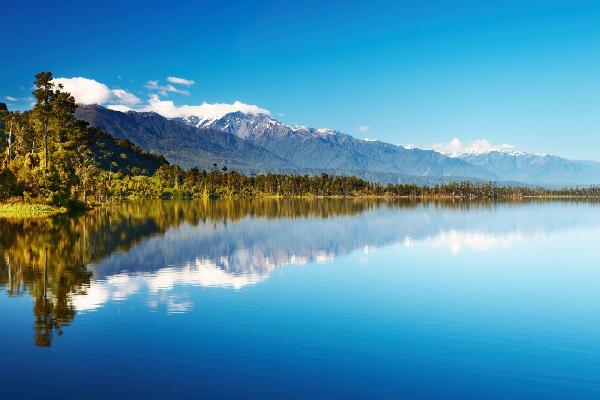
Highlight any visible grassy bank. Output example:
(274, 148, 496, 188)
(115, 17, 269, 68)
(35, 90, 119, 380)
(0, 203, 67, 218)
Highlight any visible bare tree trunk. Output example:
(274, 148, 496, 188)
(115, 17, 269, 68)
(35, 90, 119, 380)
(83, 181, 87, 203)
(44, 119, 49, 169)
(7, 118, 13, 162)
(7, 255, 12, 293)
(43, 248, 49, 340)
(44, 249, 48, 301)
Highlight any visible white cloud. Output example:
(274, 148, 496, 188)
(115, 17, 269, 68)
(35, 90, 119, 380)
(110, 97, 270, 120)
(167, 76, 195, 86)
(53, 77, 113, 104)
(5, 95, 33, 103)
(111, 89, 140, 105)
(106, 104, 134, 112)
(52, 75, 268, 120)
(431, 137, 517, 157)
(164, 84, 189, 95)
(145, 80, 190, 96)
(357, 125, 370, 132)
(52, 77, 141, 105)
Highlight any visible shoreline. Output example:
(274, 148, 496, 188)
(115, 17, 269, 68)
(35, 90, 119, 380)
(3, 194, 600, 218)
(0, 203, 68, 218)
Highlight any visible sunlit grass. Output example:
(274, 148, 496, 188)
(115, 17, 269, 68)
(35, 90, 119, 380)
(0, 203, 67, 218)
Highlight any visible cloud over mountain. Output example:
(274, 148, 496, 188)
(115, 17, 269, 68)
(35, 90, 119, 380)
(108, 97, 270, 119)
(432, 137, 517, 156)
(52, 77, 140, 105)
(51, 75, 268, 120)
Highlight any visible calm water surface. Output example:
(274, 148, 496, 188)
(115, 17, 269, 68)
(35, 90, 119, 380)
(1, 199, 600, 399)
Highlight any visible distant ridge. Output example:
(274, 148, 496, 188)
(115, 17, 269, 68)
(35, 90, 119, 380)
(76, 105, 290, 171)
(76, 104, 600, 186)
(175, 111, 495, 180)
(459, 151, 600, 186)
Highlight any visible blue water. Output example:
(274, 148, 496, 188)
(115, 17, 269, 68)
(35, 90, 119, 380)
(1, 200, 600, 399)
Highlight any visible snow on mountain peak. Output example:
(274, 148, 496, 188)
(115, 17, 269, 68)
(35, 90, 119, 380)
(109, 98, 270, 123)
(431, 138, 521, 157)
(314, 128, 336, 136)
(176, 111, 343, 141)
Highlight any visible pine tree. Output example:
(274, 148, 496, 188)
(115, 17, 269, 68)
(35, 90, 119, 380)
(32, 72, 59, 169)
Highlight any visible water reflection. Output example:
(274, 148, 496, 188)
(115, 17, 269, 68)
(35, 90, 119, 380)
(1, 198, 600, 346)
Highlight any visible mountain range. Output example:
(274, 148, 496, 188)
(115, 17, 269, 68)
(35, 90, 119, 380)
(76, 105, 600, 186)
(458, 151, 600, 185)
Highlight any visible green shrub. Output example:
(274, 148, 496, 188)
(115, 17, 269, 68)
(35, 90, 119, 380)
(0, 168, 19, 201)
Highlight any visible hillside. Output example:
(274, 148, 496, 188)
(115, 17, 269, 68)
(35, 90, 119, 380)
(76, 105, 600, 186)
(460, 151, 600, 186)
(78, 105, 495, 182)
(86, 127, 167, 175)
(76, 105, 291, 171)
(179, 111, 496, 180)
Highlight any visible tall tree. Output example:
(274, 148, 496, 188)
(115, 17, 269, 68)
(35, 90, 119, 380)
(32, 72, 59, 169)
(6, 115, 14, 163)
(0, 102, 8, 164)
(0, 102, 9, 165)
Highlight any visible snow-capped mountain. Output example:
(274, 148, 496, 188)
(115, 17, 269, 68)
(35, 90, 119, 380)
(438, 147, 527, 158)
(75, 105, 290, 171)
(174, 111, 495, 180)
(175, 112, 338, 140)
(192, 112, 600, 185)
(427, 137, 600, 185)
(432, 137, 524, 157)
(459, 151, 600, 185)
(76, 105, 600, 186)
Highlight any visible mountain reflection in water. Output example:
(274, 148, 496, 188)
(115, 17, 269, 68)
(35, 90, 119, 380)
(1, 198, 599, 347)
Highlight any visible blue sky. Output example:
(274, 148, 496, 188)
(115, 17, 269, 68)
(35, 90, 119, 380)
(2, 0, 600, 159)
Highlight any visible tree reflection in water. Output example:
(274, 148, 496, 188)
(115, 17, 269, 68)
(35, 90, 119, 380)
(0, 198, 391, 347)
(2, 198, 592, 347)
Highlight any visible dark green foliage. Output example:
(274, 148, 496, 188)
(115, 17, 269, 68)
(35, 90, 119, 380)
(103, 169, 600, 200)
(32, 72, 61, 169)
(0, 72, 168, 206)
(0, 103, 7, 157)
(0, 168, 19, 200)
(86, 127, 167, 176)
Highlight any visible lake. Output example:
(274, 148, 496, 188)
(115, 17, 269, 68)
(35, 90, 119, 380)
(1, 199, 600, 399)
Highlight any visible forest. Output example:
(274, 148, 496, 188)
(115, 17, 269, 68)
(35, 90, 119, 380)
(2, 71, 600, 209)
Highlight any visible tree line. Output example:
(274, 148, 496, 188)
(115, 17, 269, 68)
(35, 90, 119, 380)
(0, 72, 166, 206)
(2, 71, 600, 206)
